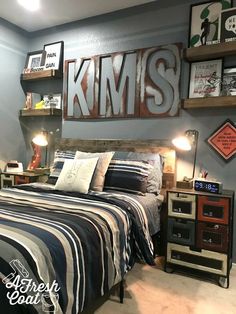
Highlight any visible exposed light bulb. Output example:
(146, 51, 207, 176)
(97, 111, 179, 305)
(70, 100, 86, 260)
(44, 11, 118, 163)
(172, 136, 191, 151)
(32, 133, 48, 146)
(18, 0, 40, 12)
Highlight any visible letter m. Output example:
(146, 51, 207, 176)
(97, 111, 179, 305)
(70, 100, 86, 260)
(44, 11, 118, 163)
(99, 52, 137, 117)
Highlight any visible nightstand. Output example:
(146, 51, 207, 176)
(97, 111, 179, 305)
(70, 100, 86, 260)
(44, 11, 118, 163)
(0, 171, 49, 188)
(164, 187, 234, 288)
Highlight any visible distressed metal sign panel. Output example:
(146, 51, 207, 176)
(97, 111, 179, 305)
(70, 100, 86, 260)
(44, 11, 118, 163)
(64, 43, 182, 120)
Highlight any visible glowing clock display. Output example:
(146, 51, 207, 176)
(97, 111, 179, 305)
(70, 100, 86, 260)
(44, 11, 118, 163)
(194, 180, 222, 194)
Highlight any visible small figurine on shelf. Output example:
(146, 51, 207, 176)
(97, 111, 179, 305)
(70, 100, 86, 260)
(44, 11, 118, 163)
(35, 100, 45, 109)
(24, 92, 32, 110)
(200, 18, 210, 45)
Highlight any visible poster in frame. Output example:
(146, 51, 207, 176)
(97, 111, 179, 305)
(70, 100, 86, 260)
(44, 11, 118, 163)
(43, 94, 62, 109)
(23, 50, 44, 73)
(219, 7, 236, 42)
(188, 0, 232, 48)
(206, 119, 236, 162)
(222, 67, 236, 95)
(189, 59, 223, 98)
(43, 41, 64, 71)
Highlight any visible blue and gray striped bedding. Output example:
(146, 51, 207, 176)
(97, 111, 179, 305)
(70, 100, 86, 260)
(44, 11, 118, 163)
(0, 184, 157, 313)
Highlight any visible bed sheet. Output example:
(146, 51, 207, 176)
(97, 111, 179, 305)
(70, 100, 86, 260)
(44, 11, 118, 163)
(0, 184, 155, 313)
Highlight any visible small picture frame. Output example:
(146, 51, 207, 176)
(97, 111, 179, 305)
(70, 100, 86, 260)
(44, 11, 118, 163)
(189, 59, 223, 98)
(23, 50, 44, 73)
(219, 7, 236, 43)
(43, 94, 62, 109)
(222, 67, 236, 95)
(43, 41, 64, 71)
(188, 1, 231, 47)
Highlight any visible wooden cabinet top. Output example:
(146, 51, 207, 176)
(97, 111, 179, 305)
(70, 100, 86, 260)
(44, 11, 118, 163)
(167, 187, 234, 198)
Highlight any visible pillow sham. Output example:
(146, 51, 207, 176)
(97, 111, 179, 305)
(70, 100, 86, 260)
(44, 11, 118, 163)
(104, 159, 153, 195)
(55, 158, 98, 194)
(112, 151, 163, 195)
(75, 151, 114, 191)
(48, 150, 76, 184)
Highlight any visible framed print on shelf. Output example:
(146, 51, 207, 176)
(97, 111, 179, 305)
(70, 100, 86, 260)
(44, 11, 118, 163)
(189, 0, 231, 47)
(219, 7, 236, 42)
(43, 41, 64, 71)
(43, 94, 62, 109)
(222, 67, 236, 95)
(189, 59, 223, 98)
(23, 50, 44, 73)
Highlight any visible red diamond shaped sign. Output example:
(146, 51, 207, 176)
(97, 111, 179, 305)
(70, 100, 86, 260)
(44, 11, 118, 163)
(207, 119, 236, 162)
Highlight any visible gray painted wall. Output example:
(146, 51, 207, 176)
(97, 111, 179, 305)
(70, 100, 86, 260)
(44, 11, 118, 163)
(0, 0, 235, 260)
(0, 19, 28, 169)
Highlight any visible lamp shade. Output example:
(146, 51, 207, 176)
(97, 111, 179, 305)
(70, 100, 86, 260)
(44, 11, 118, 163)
(172, 136, 192, 151)
(32, 133, 48, 146)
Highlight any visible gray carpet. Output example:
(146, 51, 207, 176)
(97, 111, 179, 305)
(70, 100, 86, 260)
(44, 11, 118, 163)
(85, 261, 236, 314)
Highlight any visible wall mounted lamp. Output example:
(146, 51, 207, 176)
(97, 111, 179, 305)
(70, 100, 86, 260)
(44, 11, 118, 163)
(172, 129, 199, 189)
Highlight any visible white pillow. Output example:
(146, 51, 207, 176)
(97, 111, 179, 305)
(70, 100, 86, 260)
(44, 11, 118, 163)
(55, 158, 98, 194)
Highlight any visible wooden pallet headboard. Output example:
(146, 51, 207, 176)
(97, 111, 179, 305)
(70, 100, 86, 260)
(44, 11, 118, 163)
(55, 138, 176, 190)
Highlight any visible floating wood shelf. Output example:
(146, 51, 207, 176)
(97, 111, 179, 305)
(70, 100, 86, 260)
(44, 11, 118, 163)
(184, 41, 236, 62)
(21, 69, 62, 81)
(182, 95, 236, 109)
(19, 108, 62, 117)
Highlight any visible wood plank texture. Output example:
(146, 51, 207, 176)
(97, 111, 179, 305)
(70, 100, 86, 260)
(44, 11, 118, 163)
(19, 108, 62, 117)
(184, 41, 236, 62)
(182, 96, 236, 109)
(21, 69, 62, 81)
(55, 138, 176, 189)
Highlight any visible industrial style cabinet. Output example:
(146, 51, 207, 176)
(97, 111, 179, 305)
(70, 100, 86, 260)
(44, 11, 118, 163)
(165, 188, 234, 288)
(0, 172, 47, 188)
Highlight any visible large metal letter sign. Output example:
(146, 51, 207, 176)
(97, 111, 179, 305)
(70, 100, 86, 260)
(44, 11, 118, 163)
(64, 43, 182, 119)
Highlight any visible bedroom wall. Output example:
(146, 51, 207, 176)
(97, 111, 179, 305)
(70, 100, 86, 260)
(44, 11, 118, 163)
(0, 0, 235, 260)
(0, 18, 28, 170)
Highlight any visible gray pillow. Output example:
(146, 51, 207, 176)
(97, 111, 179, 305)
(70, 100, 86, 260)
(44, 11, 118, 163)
(75, 151, 114, 191)
(113, 151, 163, 195)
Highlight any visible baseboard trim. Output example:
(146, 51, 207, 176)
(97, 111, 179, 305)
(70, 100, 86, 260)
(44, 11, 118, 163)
(232, 263, 236, 268)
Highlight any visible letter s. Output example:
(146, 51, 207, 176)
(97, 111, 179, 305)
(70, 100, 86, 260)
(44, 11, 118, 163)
(146, 50, 175, 114)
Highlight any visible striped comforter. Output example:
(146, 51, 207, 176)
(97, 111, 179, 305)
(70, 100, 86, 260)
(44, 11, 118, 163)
(0, 185, 155, 313)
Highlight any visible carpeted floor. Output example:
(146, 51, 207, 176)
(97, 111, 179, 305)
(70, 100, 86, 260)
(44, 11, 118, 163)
(85, 260, 236, 314)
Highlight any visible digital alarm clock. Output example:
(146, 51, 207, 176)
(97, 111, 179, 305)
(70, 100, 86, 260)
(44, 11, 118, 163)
(194, 179, 223, 194)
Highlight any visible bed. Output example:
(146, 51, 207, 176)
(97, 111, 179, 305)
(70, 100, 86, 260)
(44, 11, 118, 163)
(0, 139, 176, 313)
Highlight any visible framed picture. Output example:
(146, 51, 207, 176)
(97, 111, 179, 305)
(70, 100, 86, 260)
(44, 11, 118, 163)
(43, 94, 62, 109)
(189, 0, 231, 47)
(222, 67, 236, 95)
(219, 7, 236, 42)
(24, 50, 44, 73)
(43, 41, 64, 71)
(206, 119, 236, 162)
(189, 59, 223, 98)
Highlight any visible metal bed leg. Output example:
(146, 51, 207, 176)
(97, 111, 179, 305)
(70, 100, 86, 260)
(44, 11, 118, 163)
(119, 279, 124, 303)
